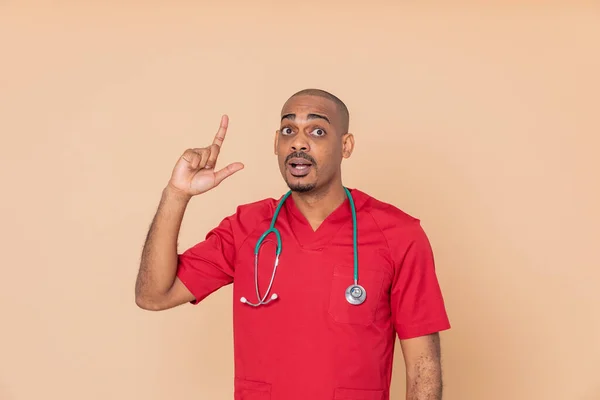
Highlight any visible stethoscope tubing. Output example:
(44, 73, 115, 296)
(240, 187, 362, 307)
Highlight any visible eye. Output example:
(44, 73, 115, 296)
(311, 128, 326, 136)
(280, 127, 294, 135)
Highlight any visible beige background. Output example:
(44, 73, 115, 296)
(1, 2, 599, 399)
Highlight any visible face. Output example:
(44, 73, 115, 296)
(274, 95, 354, 193)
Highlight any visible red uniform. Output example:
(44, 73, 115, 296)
(177, 188, 450, 400)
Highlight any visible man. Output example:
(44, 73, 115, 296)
(135, 89, 451, 400)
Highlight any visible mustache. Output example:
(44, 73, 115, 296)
(285, 152, 316, 165)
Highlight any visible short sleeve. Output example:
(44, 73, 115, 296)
(176, 216, 236, 305)
(390, 221, 451, 340)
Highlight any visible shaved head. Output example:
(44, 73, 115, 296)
(275, 88, 355, 194)
(286, 88, 350, 134)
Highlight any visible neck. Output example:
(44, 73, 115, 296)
(290, 183, 347, 231)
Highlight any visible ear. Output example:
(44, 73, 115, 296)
(274, 130, 280, 155)
(341, 133, 355, 159)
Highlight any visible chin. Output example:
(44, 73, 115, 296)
(285, 176, 317, 193)
(287, 182, 316, 193)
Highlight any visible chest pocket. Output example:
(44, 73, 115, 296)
(328, 264, 387, 326)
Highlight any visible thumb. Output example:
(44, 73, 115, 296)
(214, 162, 244, 185)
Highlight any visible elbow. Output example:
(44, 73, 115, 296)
(135, 293, 164, 311)
(135, 295, 152, 310)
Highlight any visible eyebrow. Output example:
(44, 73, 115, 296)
(281, 113, 330, 124)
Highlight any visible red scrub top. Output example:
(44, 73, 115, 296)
(176, 188, 450, 400)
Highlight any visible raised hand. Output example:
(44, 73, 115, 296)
(167, 115, 244, 198)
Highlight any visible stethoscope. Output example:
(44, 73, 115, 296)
(240, 187, 366, 307)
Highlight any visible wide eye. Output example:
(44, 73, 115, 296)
(280, 127, 294, 135)
(311, 128, 326, 136)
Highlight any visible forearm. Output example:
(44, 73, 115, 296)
(135, 185, 191, 304)
(405, 358, 443, 400)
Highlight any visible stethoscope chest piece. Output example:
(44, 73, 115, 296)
(345, 284, 366, 305)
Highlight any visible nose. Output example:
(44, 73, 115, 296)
(291, 134, 310, 153)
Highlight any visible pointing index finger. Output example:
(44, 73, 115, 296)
(212, 114, 229, 147)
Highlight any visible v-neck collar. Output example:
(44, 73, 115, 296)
(281, 188, 368, 251)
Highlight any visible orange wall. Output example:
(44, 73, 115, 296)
(1, 2, 599, 400)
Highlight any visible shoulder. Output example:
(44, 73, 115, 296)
(356, 189, 421, 227)
(354, 188, 427, 242)
(225, 196, 278, 228)
(208, 196, 278, 243)
(354, 189, 435, 266)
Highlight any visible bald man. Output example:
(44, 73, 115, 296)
(135, 88, 451, 400)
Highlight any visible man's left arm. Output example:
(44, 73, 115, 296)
(386, 219, 451, 399)
(400, 333, 443, 400)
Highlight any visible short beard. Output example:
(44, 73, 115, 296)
(286, 181, 316, 193)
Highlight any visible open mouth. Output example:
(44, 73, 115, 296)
(287, 158, 313, 177)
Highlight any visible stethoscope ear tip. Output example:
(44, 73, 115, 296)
(271, 293, 278, 300)
(240, 297, 247, 303)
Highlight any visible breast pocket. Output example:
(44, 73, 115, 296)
(328, 265, 386, 326)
